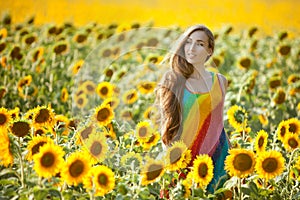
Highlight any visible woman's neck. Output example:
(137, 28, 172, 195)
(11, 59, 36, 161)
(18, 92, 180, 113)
(189, 65, 210, 79)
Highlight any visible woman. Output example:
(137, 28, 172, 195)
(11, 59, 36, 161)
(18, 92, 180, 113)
(156, 24, 230, 193)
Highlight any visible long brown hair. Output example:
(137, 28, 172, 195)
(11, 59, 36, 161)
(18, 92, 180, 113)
(156, 24, 215, 146)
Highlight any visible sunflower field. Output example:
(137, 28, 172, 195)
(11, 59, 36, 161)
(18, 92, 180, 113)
(1, 12, 300, 200)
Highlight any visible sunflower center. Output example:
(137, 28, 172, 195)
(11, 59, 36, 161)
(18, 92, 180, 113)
(139, 127, 147, 137)
(240, 58, 251, 68)
(170, 147, 182, 164)
(233, 153, 253, 172)
(234, 110, 245, 124)
(77, 98, 84, 105)
(11, 121, 30, 137)
(146, 135, 155, 143)
(86, 84, 95, 92)
(258, 137, 264, 148)
(69, 160, 84, 177)
(105, 69, 113, 77)
(289, 123, 296, 133)
(0, 113, 7, 125)
(288, 138, 298, 148)
(142, 83, 152, 90)
(262, 158, 278, 173)
(90, 141, 102, 156)
(97, 173, 108, 186)
(146, 164, 163, 181)
(32, 141, 47, 155)
(97, 108, 110, 122)
(280, 126, 286, 137)
(80, 126, 93, 139)
(100, 87, 108, 95)
(35, 108, 50, 123)
(198, 163, 208, 177)
(126, 93, 135, 101)
(41, 152, 55, 167)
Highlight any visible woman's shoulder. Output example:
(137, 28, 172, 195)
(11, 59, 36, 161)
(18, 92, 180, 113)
(215, 72, 228, 90)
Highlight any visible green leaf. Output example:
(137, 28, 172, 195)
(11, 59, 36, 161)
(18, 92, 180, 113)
(33, 187, 48, 200)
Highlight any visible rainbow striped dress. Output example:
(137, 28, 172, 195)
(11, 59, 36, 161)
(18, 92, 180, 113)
(178, 72, 230, 191)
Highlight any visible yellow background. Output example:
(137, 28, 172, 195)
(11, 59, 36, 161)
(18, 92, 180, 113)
(1, 0, 300, 34)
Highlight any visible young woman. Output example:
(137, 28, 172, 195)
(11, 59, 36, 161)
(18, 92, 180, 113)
(156, 24, 230, 193)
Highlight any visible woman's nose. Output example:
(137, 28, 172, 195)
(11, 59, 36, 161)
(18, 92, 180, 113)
(189, 42, 196, 51)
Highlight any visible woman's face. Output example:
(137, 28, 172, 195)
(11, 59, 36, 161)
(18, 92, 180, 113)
(184, 30, 212, 66)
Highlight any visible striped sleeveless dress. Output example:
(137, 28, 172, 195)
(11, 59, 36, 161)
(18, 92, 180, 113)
(180, 72, 230, 191)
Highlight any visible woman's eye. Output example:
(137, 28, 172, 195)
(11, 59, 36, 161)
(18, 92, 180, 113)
(197, 43, 204, 46)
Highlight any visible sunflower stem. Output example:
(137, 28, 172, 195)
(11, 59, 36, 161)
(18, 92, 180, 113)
(17, 137, 25, 188)
(238, 177, 243, 200)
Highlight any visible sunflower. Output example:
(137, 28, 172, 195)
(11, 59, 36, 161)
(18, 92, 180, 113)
(285, 118, 300, 135)
(276, 120, 288, 141)
(10, 120, 31, 137)
(0, 107, 12, 128)
(210, 55, 224, 68)
(92, 165, 115, 196)
(32, 105, 55, 129)
(105, 123, 117, 140)
(237, 56, 252, 70)
(10, 46, 23, 60)
(71, 59, 84, 75)
(120, 109, 133, 121)
(84, 131, 108, 163)
(192, 154, 214, 188)
(23, 34, 37, 46)
(61, 151, 91, 186)
(135, 121, 153, 143)
(31, 47, 44, 62)
(165, 141, 191, 171)
(74, 94, 88, 109)
(254, 130, 268, 153)
(225, 148, 255, 178)
(137, 81, 156, 94)
(287, 74, 300, 84)
(55, 114, 70, 135)
(9, 107, 20, 120)
(0, 56, 7, 68)
(96, 81, 114, 99)
(182, 172, 193, 198)
(258, 113, 269, 126)
(227, 105, 248, 130)
(33, 126, 51, 136)
(61, 87, 69, 103)
(0, 28, 8, 39)
(0, 128, 14, 167)
(122, 89, 138, 105)
(102, 97, 120, 110)
(53, 41, 68, 55)
(255, 150, 285, 181)
(33, 143, 65, 178)
(120, 151, 142, 170)
(93, 104, 114, 127)
(277, 44, 291, 56)
(141, 157, 165, 185)
(73, 33, 87, 44)
(283, 133, 300, 152)
(77, 123, 95, 143)
(81, 80, 96, 95)
(268, 76, 281, 90)
(17, 75, 32, 92)
(143, 105, 159, 121)
(272, 88, 286, 105)
(141, 131, 160, 150)
(26, 136, 54, 161)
